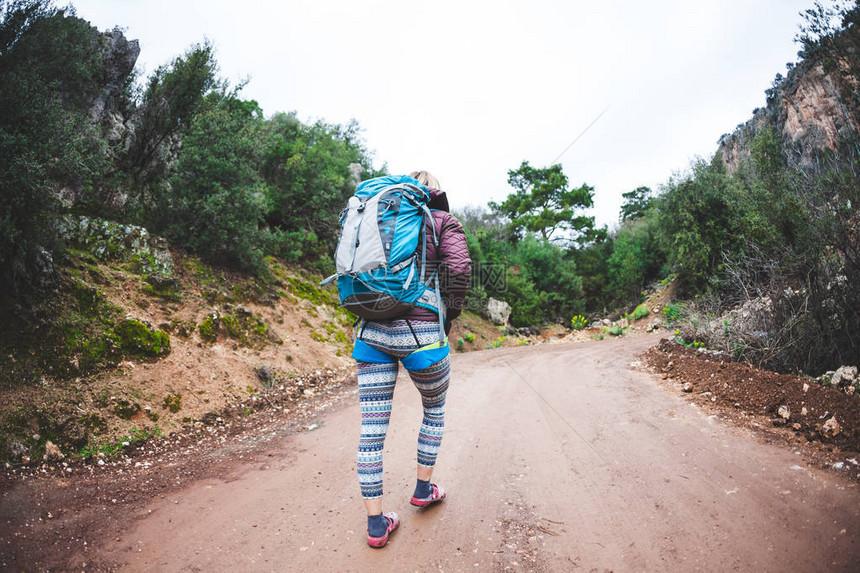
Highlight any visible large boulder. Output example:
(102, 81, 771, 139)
(485, 297, 511, 326)
(831, 365, 858, 395)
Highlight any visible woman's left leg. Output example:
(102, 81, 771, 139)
(406, 354, 451, 485)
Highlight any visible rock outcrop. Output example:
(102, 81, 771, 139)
(718, 56, 859, 172)
(62, 216, 175, 277)
(89, 27, 140, 123)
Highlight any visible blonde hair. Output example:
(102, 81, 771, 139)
(410, 170, 441, 190)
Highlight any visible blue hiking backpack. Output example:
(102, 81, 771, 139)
(321, 175, 446, 339)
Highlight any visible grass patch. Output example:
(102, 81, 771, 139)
(77, 426, 162, 459)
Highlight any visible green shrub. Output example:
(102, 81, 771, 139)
(570, 315, 588, 330)
(0, 2, 108, 288)
(198, 314, 218, 341)
(632, 304, 649, 321)
(663, 303, 683, 325)
(155, 93, 271, 274)
(607, 211, 665, 304)
(262, 114, 381, 262)
(673, 330, 704, 349)
(197, 308, 270, 347)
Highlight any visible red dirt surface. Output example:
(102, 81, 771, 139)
(642, 338, 860, 481)
(2, 335, 859, 572)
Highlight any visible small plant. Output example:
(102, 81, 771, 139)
(456, 338, 465, 351)
(254, 366, 275, 388)
(310, 330, 327, 343)
(662, 303, 683, 326)
(631, 304, 649, 321)
(113, 398, 141, 420)
(162, 393, 182, 413)
(463, 332, 476, 343)
(570, 315, 588, 330)
(673, 330, 705, 349)
(607, 325, 625, 337)
(198, 313, 219, 341)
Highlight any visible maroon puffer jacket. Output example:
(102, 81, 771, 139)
(403, 189, 471, 332)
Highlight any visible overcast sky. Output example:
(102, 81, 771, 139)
(71, 0, 814, 228)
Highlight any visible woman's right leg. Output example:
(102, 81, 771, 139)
(356, 360, 399, 509)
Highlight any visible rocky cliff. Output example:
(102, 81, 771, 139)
(718, 43, 859, 172)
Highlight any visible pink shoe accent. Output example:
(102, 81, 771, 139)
(410, 483, 446, 507)
(367, 512, 400, 548)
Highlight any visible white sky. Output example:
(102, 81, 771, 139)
(71, 0, 814, 228)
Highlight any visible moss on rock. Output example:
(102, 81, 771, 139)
(114, 319, 171, 358)
(198, 314, 218, 342)
(197, 307, 272, 348)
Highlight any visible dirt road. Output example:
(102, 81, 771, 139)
(12, 335, 860, 571)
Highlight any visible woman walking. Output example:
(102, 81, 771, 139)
(352, 171, 471, 548)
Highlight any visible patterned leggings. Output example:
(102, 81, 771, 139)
(355, 319, 451, 500)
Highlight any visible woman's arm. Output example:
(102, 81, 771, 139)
(437, 213, 471, 325)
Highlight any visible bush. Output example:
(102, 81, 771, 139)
(0, 1, 107, 289)
(512, 237, 584, 320)
(262, 114, 379, 264)
(662, 303, 683, 325)
(505, 271, 544, 328)
(631, 304, 649, 321)
(120, 41, 218, 206)
(607, 209, 665, 305)
(659, 156, 743, 294)
(156, 93, 271, 273)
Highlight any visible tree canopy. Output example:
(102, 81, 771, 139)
(489, 161, 595, 243)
